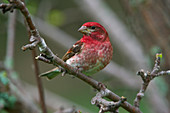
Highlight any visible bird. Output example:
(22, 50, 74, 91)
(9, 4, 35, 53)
(40, 22, 113, 80)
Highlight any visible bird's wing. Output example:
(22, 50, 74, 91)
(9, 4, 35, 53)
(62, 40, 84, 62)
(40, 40, 84, 79)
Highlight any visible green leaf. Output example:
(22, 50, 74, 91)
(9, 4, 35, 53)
(7, 95, 17, 108)
(0, 93, 17, 109)
(0, 71, 9, 85)
(0, 93, 9, 100)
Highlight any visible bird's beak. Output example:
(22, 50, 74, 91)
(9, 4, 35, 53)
(78, 26, 90, 35)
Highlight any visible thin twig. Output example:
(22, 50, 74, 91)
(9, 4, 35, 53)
(31, 50, 47, 113)
(134, 53, 170, 108)
(1, 0, 47, 112)
(4, 10, 41, 113)
(24, 9, 47, 113)
(91, 87, 127, 113)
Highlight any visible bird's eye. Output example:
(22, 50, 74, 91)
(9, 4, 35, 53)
(91, 26, 96, 29)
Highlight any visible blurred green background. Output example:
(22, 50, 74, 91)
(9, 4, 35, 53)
(0, 0, 170, 113)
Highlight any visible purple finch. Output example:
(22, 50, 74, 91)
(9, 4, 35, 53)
(40, 22, 113, 79)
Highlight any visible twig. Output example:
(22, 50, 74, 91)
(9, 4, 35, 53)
(55, 106, 77, 113)
(1, 0, 47, 112)
(91, 86, 127, 113)
(25, 15, 47, 113)
(134, 53, 170, 108)
(3, 9, 41, 113)
(0, 3, 15, 13)
(31, 50, 47, 113)
(28, 11, 169, 113)
(36, 55, 140, 113)
(0, 0, 141, 113)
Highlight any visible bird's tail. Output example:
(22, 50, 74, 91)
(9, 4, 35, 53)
(39, 67, 61, 80)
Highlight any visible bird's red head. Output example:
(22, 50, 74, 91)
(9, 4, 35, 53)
(78, 22, 109, 43)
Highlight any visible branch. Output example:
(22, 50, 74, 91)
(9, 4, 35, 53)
(91, 87, 127, 113)
(134, 53, 170, 108)
(1, 0, 47, 113)
(1, 9, 41, 113)
(84, 0, 170, 111)
(0, 0, 142, 113)
(31, 3, 169, 113)
(31, 46, 47, 113)
(0, 2, 15, 13)
(24, 14, 47, 113)
(32, 17, 140, 87)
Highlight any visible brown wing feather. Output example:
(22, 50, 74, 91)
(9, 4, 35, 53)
(62, 40, 84, 62)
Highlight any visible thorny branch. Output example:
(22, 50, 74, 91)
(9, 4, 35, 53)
(1, 0, 170, 113)
(134, 53, 170, 108)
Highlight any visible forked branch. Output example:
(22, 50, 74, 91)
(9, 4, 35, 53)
(134, 53, 170, 108)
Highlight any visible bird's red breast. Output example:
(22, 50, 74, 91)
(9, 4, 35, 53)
(63, 22, 113, 75)
(40, 22, 113, 79)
